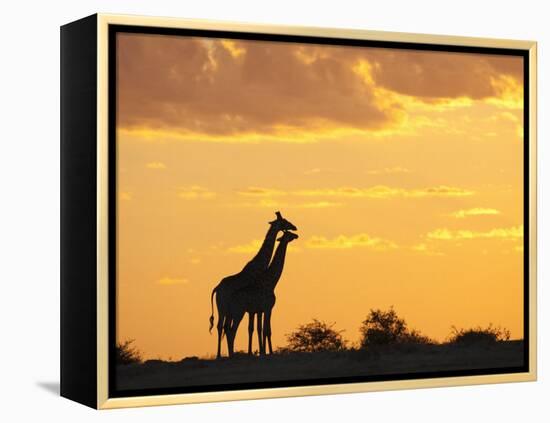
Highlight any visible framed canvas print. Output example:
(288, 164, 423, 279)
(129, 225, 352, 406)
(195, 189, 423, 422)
(60, 13, 537, 409)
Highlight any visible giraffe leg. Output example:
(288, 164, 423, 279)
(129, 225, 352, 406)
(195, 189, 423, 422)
(257, 312, 264, 355)
(262, 313, 267, 348)
(224, 316, 233, 357)
(228, 312, 245, 357)
(216, 315, 224, 359)
(247, 312, 255, 355)
(264, 310, 273, 354)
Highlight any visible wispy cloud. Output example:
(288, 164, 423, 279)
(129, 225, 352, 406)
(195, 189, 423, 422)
(304, 168, 323, 175)
(230, 199, 342, 209)
(235, 185, 474, 200)
(232, 199, 282, 209)
(120, 191, 132, 201)
(146, 161, 167, 169)
(305, 233, 398, 251)
(427, 225, 523, 241)
(366, 166, 411, 175)
(410, 243, 445, 256)
(294, 185, 474, 199)
(303, 168, 339, 175)
(227, 239, 263, 254)
(157, 277, 189, 285)
(178, 186, 216, 199)
(221, 40, 246, 58)
(449, 208, 501, 219)
(227, 239, 300, 254)
(297, 201, 343, 209)
(493, 111, 520, 123)
(236, 187, 286, 197)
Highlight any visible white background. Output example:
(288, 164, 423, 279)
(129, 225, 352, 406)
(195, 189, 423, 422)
(0, 0, 547, 421)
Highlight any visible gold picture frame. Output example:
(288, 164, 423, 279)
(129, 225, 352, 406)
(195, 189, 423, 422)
(60, 13, 537, 409)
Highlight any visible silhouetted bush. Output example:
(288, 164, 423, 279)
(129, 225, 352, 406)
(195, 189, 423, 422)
(447, 325, 511, 345)
(359, 307, 434, 349)
(116, 339, 142, 365)
(284, 319, 347, 352)
(400, 329, 435, 345)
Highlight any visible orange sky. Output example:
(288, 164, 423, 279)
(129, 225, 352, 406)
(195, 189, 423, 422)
(115, 32, 524, 359)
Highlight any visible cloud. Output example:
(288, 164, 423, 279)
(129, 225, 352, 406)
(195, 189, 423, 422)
(230, 199, 282, 209)
(225, 233, 397, 253)
(293, 185, 474, 199)
(366, 166, 411, 175)
(235, 185, 473, 200)
(236, 187, 287, 197)
(146, 161, 167, 169)
(221, 40, 246, 58)
(226, 239, 263, 254)
(449, 208, 501, 218)
(305, 233, 398, 250)
(157, 277, 189, 285)
(120, 191, 132, 201)
(117, 35, 392, 140)
(427, 225, 523, 241)
(410, 243, 444, 256)
(178, 186, 216, 199)
(296, 201, 343, 209)
(117, 34, 522, 141)
(230, 198, 342, 209)
(304, 168, 327, 175)
(485, 75, 523, 109)
(365, 51, 522, 101)
(492, 111, 520, 123)
(227, 239, 301, 254)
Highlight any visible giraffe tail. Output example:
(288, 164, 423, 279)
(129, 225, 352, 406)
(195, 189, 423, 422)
(209, 287, 217, 334)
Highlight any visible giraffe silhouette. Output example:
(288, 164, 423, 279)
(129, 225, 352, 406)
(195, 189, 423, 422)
(209, 212, 297, 358)
(226, 230, 299, 356)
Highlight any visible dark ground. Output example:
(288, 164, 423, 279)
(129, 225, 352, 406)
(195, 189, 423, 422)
(116, 340, 524, 391)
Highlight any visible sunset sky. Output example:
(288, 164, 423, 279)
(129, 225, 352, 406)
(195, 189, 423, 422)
(115, 32, 524, 360)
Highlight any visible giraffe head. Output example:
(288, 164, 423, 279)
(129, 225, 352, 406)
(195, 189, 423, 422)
(277, 230, 299, 243)
(269, 211, 297, 232)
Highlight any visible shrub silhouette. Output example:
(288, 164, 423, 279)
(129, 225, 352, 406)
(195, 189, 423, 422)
(447, 324, 511, 345)
(284, 319, 347, 352)
(116, 339, 142, 365)
(400, 329, 435, 345)
(359, 307, 434, 348)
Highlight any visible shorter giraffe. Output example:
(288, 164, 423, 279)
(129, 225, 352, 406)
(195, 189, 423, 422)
(226, 230, 299, 356)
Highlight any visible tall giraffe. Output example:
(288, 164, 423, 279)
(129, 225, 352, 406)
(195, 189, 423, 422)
(209, 212, 297, 358)
(226, 230, 299, 356)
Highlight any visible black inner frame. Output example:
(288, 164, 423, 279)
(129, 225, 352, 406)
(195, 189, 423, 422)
(108, 24, 530, 399)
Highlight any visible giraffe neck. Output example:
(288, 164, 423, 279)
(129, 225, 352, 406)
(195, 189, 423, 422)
(264, 241, 289, 291)
(245, 224, 278, 272)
